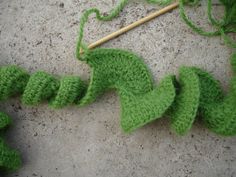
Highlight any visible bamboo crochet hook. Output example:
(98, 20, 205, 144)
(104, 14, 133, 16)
(80, 2, 179, 54)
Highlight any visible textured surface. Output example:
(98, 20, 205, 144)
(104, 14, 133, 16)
(0, 0, 236, 177)
(0, 112, 21, 172)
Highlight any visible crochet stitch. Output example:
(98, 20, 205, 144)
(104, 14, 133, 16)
(0, 51, 236, 135)
(0, 112, 21, 172)
(0, 0, 236, 173)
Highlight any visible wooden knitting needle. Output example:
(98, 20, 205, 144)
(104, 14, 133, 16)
(80, 2, 179, 54)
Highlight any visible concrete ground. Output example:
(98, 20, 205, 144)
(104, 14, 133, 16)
(0, 0, 235, 177)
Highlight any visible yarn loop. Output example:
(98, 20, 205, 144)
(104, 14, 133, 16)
(76, 0, 236, 59)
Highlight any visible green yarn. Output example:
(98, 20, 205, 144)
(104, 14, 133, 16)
(120, 74, 176, 132)
(0, 66, 29, 101)
(0, 112, 21, 172)
(79, 49, 154, 106)
(1, 0, 236, 173)
(76, 0, 176, 58)
(146, 0, 173, 5)
(22, 71, 59, 105)
(179, 0, 236, 48)
(0, 112, 12, 129)
(77, 0, 236, 54)
(0, 50, 236, 136)
(50, 76, 85, 108)
(169, 67, 200, 135)
(76, 0, 129, 58)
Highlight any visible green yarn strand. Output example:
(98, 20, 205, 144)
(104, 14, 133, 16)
(207, 0, 223, 26)
(77, 0, 236, 60)
(147, 0, 173, 5)
(179, 0, 220, 36)
(179, 0, 236, 48)
(221, 29, 236, 48)
(76, 0, 129, 59)
(76, 0, 182, 59)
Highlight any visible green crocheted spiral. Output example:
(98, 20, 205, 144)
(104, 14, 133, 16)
(1, 49, 236, 136)
(1, 0, 236, 173)
(0, 112, 21, 172)
(1, 50, 236, 171)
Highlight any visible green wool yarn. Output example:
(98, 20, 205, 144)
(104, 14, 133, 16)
(179, 0, 236, 48)
(0, 112, 21, 172)
(77, 0, 236, 58)
(0, 50, 236, 136)
(1, 0, 236, 173)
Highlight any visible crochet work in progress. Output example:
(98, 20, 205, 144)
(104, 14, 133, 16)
(0, 0, 236, 173)
(0, 113, 21, 171)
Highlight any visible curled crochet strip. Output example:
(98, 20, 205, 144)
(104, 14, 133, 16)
(1, 49, 236, 136)
(1, 0, 236, 173)
(1, 50, 236, 171)
(0, 112, 21, 172)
